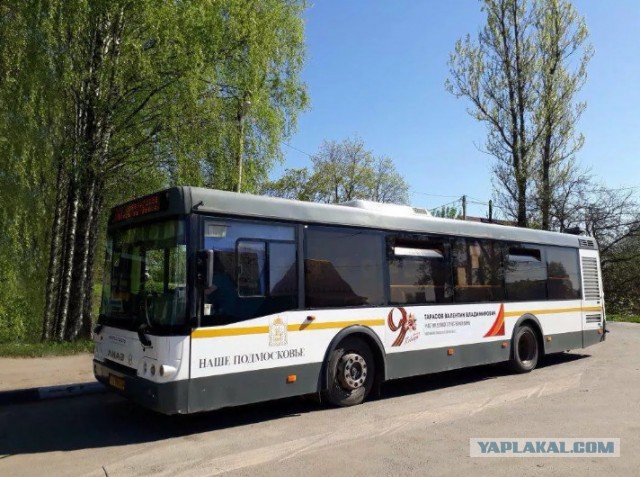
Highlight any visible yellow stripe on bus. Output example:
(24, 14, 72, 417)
(192, 306, 601, 339)
(504, 305, 601, 318)
(290, 319, 385, 332)
(191, 319, 385, 339)
(192, 326, 270, 338)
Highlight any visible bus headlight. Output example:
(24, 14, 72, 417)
(150, 364, 156, 376)
(159, 365, 177, 378)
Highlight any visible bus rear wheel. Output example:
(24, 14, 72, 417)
(323, 337, 375, 407)
(509, 324, 540, 373)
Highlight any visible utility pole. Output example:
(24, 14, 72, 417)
(488, 199, 493, 222)
(235, 93, 251, 193)
(462, 195, 467, 220)
(235, 111, 245, 193)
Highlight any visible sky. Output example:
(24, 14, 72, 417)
(277, 0, 640, 218)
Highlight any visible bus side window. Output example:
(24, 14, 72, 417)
(304, 227, 385, 308)
(237, 241, 267, 297)
(202, 219, 297, 325)
(504, 246, 547, 301)
(387, 235, 452, 305)
(453, 238, 505, 303)
(545, 246, 581, 300)
(269, 242, 297, 297)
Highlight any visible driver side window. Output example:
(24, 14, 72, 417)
(237, 241, 267, 297)
(202, 219, 298, 325)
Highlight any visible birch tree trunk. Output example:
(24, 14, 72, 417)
(54, 182, 79, 340)
(41, 161, 66, 340)
(66, 172, 96, 340)
(79, 185, 104, 339)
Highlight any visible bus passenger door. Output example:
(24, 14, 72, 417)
(579, 248, 605, 346)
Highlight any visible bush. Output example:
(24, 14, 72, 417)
(0, 302, 27, 343)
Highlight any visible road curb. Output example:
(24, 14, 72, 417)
(0, 381, 106, 406)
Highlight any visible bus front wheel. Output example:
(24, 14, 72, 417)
(323, 337, 375, 407)
(509, 324, 540, 373)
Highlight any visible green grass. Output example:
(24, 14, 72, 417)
(0, 340, 94, 358)
(606, 314, 640, 324)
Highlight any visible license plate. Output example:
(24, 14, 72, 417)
(108, 374, 125, 391)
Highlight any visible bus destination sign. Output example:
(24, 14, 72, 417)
(111, 194, 167, 223)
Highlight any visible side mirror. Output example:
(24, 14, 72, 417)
(196, 250, 214, 288)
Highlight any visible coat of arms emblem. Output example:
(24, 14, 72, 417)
(269, 316, 287, 346)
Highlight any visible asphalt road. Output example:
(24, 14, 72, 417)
(1, 322, 638, 477)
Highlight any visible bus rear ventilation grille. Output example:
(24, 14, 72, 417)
(585, 314, 602, 324)
(579, 238, 596, 249)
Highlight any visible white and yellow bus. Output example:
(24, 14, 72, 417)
(94, 187, 606, 414)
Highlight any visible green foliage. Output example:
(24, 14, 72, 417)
(151, 0, 309, 193)
(432, 206, 461, 219)
(0, 1, 56, 342)
(447, 0, 591, 228)
(447, 0, 537, 226)
(0, 0, 308, 342)
(0, 302, 27, 343)
(263, 137, 409, 204)
(600, 229, 640, 315)
(532, 0, 592, 229)
(606, 315, 640, 324)
(262, 167, 314, 201)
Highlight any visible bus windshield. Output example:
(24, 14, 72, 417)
(100, 219, 187, 329)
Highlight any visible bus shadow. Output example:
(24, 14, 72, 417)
(0, 352, 590, 457)
(378, 351, 589, 400)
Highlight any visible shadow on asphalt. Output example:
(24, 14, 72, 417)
(0, 352, 590, 456)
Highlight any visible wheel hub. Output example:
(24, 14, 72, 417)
(518, 331, 537, 365)
(338, 353, 367, 390)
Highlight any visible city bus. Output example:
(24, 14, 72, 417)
(93, 187, 606, 414)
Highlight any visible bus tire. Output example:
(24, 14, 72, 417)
(323, 337, 375, 407)
(509, 324, 540, 373)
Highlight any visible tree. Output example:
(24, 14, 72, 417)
(0, 0, 308, 342)
(547, 166, 590, 232)
(584, 187, 640, 315)
(543, 178, 640, 313)
(370, 156, 411, 203)
(432, 206, 462, 219)
(601, 234, 640, 314)
(583, 188, 640, 264)
(263, 137, 410, 204)
(447, 0, 537, 227)
(193, 1, 309, 193)
(0, 0, 65, 341)
(261, 168, 315, 201)
(447, 0, 591, 229)
(533, 0, 592, 229)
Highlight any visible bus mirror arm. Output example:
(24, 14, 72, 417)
(196, 250, 215, 288)
(137, 323, 152, 347)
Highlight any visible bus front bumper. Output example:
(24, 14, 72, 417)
(93, 359, 188, 415)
